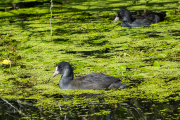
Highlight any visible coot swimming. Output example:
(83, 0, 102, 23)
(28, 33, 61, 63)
(53, 61, 129, 89)
(114, 8, 166, 27)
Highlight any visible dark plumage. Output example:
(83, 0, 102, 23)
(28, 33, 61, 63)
(114, 8, 166, 27)
(53, 61, 129, 89)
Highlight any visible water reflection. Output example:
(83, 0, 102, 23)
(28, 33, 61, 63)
(0, 97, 179, 120)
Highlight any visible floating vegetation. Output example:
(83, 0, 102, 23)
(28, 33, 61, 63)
(0, 0, 180, 119)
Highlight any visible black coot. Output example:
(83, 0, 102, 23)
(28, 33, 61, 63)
(114, 8, 166, 27)
(53, 61, 129, 89)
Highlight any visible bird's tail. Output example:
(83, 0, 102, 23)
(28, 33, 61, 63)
(160, 12, 166, 18)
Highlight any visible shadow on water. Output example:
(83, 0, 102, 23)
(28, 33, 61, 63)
(0, 1, 52, 12)
(0, 97, 179, 120)
(53, 38, 72, 44)
(65, 48, 110, 58)
(169, 30, 180, 36)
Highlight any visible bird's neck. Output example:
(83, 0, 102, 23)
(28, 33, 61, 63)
(59, 69, 73, 89)
(123, 13, 133, 22)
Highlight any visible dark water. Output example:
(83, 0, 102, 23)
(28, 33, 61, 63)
(0, 97, 179, 120)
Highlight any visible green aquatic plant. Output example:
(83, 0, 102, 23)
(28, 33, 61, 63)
(119, 64, 126, 75)
(153, 61, 160, 67)
(0, 0, 180, 119)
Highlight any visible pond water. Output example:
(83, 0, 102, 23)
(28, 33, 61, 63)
(0, 97, 179, 119)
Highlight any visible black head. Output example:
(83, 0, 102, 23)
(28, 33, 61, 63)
(53, 61, 73, 78)
(114, 8, 132, 23)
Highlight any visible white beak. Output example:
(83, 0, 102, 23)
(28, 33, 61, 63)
(114, 17, 119, 23)
(53, 67, 59, 78)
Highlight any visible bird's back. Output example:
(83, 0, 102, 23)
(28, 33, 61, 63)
(68, 73, 122, 89)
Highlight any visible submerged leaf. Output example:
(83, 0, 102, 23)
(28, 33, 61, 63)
(8, 45, 17, 52)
